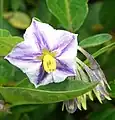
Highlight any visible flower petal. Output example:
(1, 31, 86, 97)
(53, 32, 77, 79)
(36, 75, 54, 87)
(24, 18, 56, 51)
(5, 40, 41, 62)
(52, 31, 78, 56)
(35, 65, 47, 84)
(52, 60, 76, 83)
(26, 18, 78, 52)
(5, 55, 42, 87)
(55, 32, 78, 59)
(4, 40, 44, 87)
(25, 63, 53, 87)
(57, 59, 76, 74)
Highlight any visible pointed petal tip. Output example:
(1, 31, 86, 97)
(75, 34, 78, 37)
(88, 91, 94, 101)
(93, 90, 103, 103)
(104, 94, 112, 100)
(62, 103, 65, 111)
(77, 105, 82, 111)
(4, 56, 7, 60)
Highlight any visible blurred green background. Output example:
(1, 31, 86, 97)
(0, 0, 115, 120)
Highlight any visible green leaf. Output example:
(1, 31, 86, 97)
(0, 29, 11, 37)
(4, 12, 31, 29)
(0, 59, 26, 85)
(0, 80, 98, 106)
(11, 104, 40, 114)
(79, 34, 112, 48)
(0, 36, 23, 56)
(46, 0, 88, 31)
(93, 42, 115, 58)
(84, 42, 115, 64)
(0, 59, 14, 84)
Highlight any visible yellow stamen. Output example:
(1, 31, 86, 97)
(43, 54, 56, 73)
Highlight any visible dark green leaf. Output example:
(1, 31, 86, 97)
(100, 0, 115, 31)
(88, 104, 115, 120)
(11, 104, 40, 114)
(80, 34, 112, 48)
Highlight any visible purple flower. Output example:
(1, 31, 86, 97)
(5, 18, 78, 87)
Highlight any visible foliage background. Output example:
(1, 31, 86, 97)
(0, 0, 115, 120)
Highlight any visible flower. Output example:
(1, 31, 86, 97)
(5, 18, 78, 87)
(4, 18, 111, 114)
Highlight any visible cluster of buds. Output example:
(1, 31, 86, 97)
(63, 46, 111, 113)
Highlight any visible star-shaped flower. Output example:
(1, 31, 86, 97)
(5, 18, 78, 87)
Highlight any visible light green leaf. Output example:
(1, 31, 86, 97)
(0, 29, 11, 37)
(46, 0, 88, 31)
(4, 12, 31, 29)
(0, 80, 98, 106)
(0, 36, 23, 56)
(79, 34, 112, 48)
(84, 42, 115, 64)
(93, 42, 115, 58)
